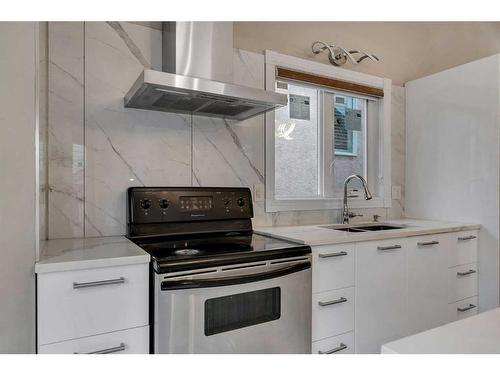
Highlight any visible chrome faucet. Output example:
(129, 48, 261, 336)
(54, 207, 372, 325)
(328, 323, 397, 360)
(343, 174, 372, 224)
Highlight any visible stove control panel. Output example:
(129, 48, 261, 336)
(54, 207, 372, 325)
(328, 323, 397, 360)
(127, 187, 253, 224)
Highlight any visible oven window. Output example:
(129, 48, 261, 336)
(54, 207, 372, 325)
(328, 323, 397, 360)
(204, 287, 281, 336)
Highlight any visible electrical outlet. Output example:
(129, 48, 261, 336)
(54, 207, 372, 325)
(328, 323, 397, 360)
(253, 183, 265, 202)
(392, 185, 402, 200)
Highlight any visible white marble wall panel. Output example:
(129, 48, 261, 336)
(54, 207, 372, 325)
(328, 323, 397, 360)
(48, 22, 85, 238)
(84, 22, 191, 236)
(39, 22, 48, 242)
(192, 50, 265, 188)
(387, 85, 405, 219)
(44, 22, 405, 238)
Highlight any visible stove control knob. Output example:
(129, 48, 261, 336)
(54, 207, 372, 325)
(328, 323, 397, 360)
(159, 199, 170, 209)
(140, 199, 152, 210)
(237, 197, 245, 207)
(224, 199, 231, 206)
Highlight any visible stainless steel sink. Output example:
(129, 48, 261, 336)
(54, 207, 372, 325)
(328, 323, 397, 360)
(320, 223, 406, 232)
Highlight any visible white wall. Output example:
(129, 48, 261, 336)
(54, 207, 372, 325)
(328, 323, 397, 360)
(405, 55, 500, 312)
(0, 22, 38, 353)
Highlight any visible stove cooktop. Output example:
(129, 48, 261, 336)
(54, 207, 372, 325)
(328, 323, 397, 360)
(132, 232, 311, 273)
(127, 187, 311, 273)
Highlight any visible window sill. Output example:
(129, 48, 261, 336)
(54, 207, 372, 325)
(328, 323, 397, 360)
(265, 196, 391, 213)
(334, 151, 358, 157)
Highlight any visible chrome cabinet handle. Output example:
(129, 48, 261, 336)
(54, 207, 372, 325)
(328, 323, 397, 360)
(318, 343, 348, 354)
(417, 240, 439, 246)
(76, 343, 126, 354)
(457, 269, 476, 277)
(457, 304, 476, 312)
(73, 277, 125, 289)
(458, 235, 477, 241)
(318, 297, 347, 306)
(319, 251, 347, 258)
(377, 245, 402, 251)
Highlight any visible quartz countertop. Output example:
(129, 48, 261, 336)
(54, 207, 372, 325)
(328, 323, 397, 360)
(35, 236, 150, 274)
(381, 308, 500, 354)
(254, 219, 480, 246)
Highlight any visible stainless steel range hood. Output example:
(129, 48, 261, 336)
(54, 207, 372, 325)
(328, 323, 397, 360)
(124, 22, 287, 121)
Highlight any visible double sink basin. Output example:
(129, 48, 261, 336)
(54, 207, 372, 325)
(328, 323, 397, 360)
(320, 223, 406, 233)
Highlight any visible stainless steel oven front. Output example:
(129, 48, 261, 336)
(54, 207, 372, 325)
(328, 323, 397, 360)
(153, 256, 312, 354)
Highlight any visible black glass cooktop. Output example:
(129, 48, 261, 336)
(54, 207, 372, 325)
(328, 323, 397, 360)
(132, 232, 311, 273)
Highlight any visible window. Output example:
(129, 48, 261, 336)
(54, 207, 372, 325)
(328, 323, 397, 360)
(265, 51, 391, 212)
(334, 96, 360, 156)
(274, 83, 320, 198)
(332, 95, 367, 193)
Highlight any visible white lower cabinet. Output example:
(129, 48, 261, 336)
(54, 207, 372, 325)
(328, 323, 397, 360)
(448, 263, 478, 303)
(311, 229, 479, 354)
(37, 263, 149, 354)
(312, 331, 354, 354)
(355, 238, 409, 353)
(407, 234, 449, 335)
(448, 296, 479, 322)
(312, 244, 355, 293)
(450, 231, 478, 267)
(312, 287, 354, 341)
(38, 326, 149, 354)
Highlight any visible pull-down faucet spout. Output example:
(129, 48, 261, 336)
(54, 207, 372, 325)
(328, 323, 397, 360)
(342, 174, 372, 224)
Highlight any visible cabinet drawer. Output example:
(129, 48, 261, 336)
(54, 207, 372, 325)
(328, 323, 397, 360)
(448, 263, 478, 303)
(312, 244, 355, 293)
(312, 331, 354, 354)
(37, 263, 148, 345)
(38, 325, 149, 354)
(312, 287, 354, 341)
(448, 296, 478, 322)
(449, 231, 478, 267)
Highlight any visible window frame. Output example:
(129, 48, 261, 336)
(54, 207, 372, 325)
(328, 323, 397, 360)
(265, 50, 392, 212)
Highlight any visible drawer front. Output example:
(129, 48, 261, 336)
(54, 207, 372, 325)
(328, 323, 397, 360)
(449, 230, 478, 267)
(38, 325, 149, 354)
(448, 296, 478, 322)
(312, 287, 354, 341)
(312, 331, 354, 354)
(312, 244, 355, 293)
(448, 263, 478, 303)
(37, 263, 149, 345)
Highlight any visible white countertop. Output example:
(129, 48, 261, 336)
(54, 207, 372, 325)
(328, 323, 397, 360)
(382, 308, 500, 354)
(35, 236, 150, 274)
(255, 219, 480, 246)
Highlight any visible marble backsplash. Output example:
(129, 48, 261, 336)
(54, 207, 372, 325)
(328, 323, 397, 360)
(42, 22, 405, 239)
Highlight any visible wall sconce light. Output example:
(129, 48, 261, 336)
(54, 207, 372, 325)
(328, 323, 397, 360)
(311, 41, 379, 67)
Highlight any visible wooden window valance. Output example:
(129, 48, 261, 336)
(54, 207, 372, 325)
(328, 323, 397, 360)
(276, 67, 384, 98)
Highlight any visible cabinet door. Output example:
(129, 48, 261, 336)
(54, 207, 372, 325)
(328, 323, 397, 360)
(407, 233, 449, 335)
(355, 238, 408, 353)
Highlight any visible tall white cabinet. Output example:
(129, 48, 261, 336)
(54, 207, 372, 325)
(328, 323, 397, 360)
(405, 54, 500, 312)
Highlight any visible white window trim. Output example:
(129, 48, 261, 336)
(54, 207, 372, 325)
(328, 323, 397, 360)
(265, 50, 392, 212)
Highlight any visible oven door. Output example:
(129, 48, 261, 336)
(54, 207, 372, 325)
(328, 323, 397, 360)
(154, 257, 311, 354)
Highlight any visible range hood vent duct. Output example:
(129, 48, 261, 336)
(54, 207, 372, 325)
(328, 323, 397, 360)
(124, 22, 287, 121)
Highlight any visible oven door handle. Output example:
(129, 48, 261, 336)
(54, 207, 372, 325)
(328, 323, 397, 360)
(161, 261, 311, 290)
